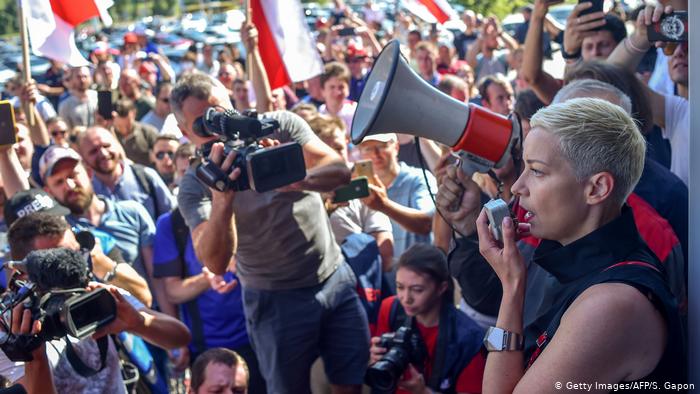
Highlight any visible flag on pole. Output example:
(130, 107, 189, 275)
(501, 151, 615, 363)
(21, 0, 114, 67)
(251, 0, 324, 89)
(403, 0, 457, 24)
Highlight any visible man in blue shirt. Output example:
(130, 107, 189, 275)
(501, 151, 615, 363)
(359, 133, 436, 259)
(152, 209, 266, 393)
(77, 127, 175, 222)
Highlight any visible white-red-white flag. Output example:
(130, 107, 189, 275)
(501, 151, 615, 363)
(21, 0, 113, 67)
(404, 0, 457, 24)
(251, 0, 324, 89)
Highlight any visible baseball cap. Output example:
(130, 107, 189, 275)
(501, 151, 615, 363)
(360, 133, 397, 143)
(39, 146, 82, 182)
(123, 32, 138, 44)
(3, 189, 70, 226)
(347, 44, 368, 59)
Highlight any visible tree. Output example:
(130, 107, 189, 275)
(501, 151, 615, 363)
(452, 0, 531, 19)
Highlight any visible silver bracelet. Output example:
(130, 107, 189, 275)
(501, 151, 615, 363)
(626, 37, 648, 53)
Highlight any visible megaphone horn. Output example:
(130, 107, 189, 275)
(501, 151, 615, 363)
(350, 40, 520, 173)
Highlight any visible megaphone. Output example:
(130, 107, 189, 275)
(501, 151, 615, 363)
(351, 40, 520, 174)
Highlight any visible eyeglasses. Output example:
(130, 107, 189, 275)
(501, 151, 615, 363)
(155, 151, 175, 160)
(358, 144, 391, 155)
(51, 129, 68, 137)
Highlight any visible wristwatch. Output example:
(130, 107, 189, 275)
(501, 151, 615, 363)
(561, 48, 581, 60)
(103, 263, 119, 283)
(483, 326, 524, 352)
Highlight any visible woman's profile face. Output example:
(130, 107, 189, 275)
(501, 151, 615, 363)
(511, 127, 590, 245)
(396, 268, 446, 318)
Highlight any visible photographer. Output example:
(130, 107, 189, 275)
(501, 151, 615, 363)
(3, 226, 191, 394)
(171, 71, 369, 393)
(369, 244, 484, 394)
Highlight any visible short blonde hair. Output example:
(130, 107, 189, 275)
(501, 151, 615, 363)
(530, 97, 645, 207)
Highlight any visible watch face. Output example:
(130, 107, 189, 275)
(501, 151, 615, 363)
(484, 327, 505, 351)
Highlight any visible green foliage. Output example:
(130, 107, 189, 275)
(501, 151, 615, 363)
(452, 0, 532, 19)
(0, 0, 19, 36)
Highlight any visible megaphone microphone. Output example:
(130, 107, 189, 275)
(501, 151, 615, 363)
(350, 40, 521, 175)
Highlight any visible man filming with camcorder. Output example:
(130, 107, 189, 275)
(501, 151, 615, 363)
(1, 213, 190, 394)
(172, 67, 369, 394)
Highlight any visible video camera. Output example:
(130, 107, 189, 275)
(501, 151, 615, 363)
(0, 248, 117, 361)
(365, 325, 427, 392)
(194, 108, 307, 192)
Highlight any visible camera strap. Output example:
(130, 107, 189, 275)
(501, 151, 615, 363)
(426, 302, 451, 390)
(65, 336, 110, 377)
(394, 301, 450, 390)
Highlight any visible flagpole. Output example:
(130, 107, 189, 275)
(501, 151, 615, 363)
(244, 0, 252, 82)
(17, 0, 35, 126)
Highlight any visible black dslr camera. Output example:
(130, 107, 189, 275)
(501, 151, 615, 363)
(0, 249, 117, 361)
(365, 325, 427, 392)
(194, 108, 307, 192)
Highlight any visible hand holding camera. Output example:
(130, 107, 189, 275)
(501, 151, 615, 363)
(194, 108, 306, 193)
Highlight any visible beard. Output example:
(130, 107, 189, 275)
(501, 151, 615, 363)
(63, 187, 94, 216)
(91, 155, 119, 176)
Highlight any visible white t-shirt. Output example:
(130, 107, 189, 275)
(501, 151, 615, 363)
(649, 48, 674, 96)
(319, 100, 357, 136)
(330, 199, 393, 245)
(663, 94, 689, 185)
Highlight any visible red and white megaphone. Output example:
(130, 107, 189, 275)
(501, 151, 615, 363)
(351, 40, 521, 174)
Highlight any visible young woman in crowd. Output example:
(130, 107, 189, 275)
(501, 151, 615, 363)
(369, 243, 485, 394)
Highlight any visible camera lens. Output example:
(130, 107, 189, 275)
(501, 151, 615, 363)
(365, 347, 410, 392)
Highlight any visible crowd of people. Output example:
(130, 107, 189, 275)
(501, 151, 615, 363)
(0, 0, 690, 393)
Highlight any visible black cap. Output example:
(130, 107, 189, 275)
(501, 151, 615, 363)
(3, 189, 71, 226)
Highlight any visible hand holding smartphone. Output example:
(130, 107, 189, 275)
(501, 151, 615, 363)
(577, 0, 604, 18)
(97, 90, 113, 120)
(333, 177, 370, 203)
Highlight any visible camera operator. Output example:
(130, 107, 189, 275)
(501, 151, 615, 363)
(368, 244, 485, 394)
(4, 215, 191, 394)
(171, 70, 370, 393)
(1, 303, 57, 394)
(5, 210, 151, 306)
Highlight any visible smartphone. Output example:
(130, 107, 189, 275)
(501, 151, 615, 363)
(647, 11, 688, 42)
(0, 101, 17, 146)
(353, 160, 374, 180)
(333, 177, 370, 203)
(338, 27, 356, 37)
(578, 0, 604, 18)
(97, 90, 113, 119)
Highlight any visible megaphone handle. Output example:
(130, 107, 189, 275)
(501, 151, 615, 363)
(447, 158, 480, 212)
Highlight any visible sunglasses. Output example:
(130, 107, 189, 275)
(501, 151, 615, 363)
(155, 151, 175, 160)
(51, 129, 68, 137)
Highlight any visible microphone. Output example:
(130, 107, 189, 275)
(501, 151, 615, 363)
(2, 261, 28, 273)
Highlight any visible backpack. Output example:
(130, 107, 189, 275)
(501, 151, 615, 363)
(340, 232, 388, 329)
(169, 207, 208, 355)
(132, 164, 160, 220)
